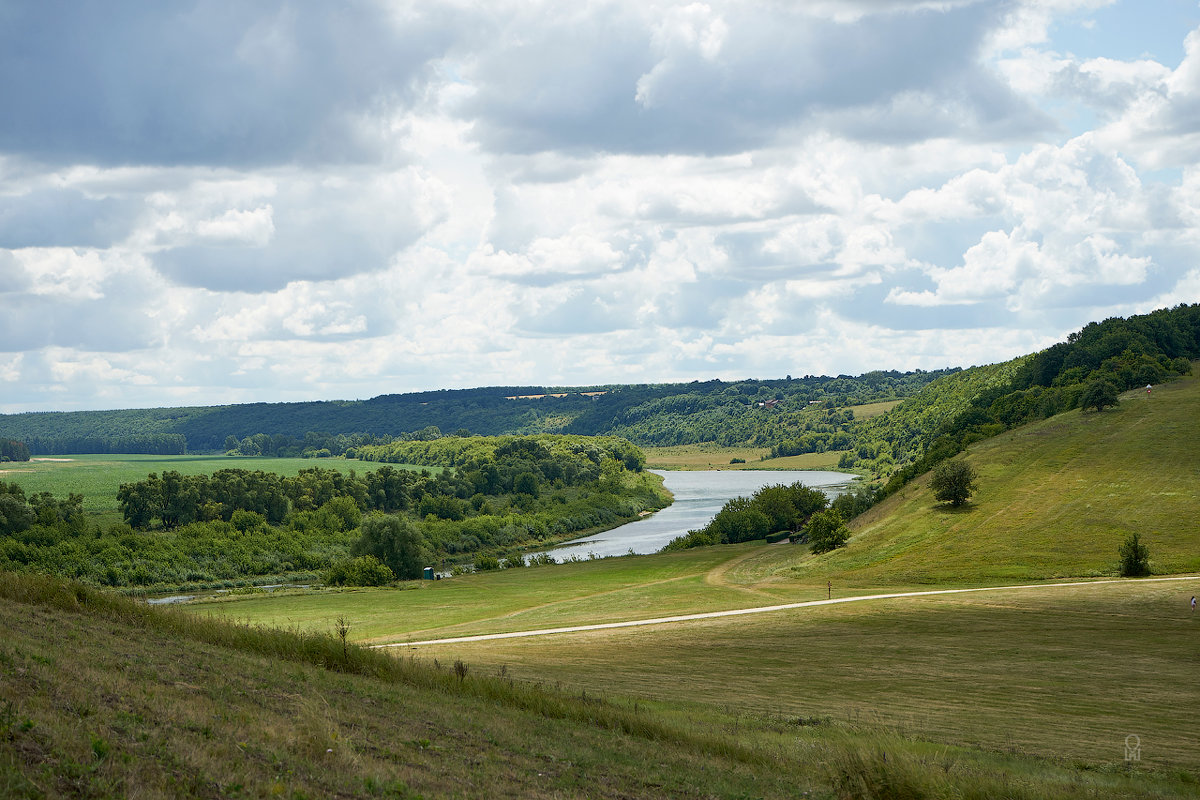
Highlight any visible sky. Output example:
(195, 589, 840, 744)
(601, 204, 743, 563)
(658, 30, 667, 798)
(3, 0, 1200, 413)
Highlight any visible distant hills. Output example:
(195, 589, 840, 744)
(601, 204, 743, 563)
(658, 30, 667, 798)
(0, 372, 953, 455)
(3, 304, 1199, 475)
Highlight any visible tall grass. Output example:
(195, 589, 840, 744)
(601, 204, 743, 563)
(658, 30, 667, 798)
(0, 571, 761, 766)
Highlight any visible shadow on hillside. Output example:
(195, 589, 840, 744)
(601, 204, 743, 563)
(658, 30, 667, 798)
(932, 503, 975, 514)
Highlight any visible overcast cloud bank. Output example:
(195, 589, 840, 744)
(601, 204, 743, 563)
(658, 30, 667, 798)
(2, 0, 1199, 412)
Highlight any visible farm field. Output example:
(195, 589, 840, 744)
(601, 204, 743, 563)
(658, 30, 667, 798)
(643, 444, 842, 470)
(0, 453, 433, 517)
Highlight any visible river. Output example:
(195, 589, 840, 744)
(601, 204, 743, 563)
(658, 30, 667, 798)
(532, 469, 857, 560)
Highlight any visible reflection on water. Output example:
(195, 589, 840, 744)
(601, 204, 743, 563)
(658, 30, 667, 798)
(534, 469, 856, 560)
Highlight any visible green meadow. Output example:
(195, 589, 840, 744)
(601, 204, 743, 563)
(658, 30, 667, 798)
(195, 546, 777, 642)
(0, 453, 431, 519)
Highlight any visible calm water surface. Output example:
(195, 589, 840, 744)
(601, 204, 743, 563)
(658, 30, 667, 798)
(535, 469, 857, 560)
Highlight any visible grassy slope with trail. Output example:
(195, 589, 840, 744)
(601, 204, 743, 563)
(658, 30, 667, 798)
(412, 578, 1200, 774)
(3, 572, 1197, 799)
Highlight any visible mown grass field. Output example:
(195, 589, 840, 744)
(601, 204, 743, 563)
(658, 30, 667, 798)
(406, 577, 1200, 774)
(0, 454, 433, 518)
(196, 545, 775, 643)
(4, 573, 1197, 799)
(847, 399, 902, 419)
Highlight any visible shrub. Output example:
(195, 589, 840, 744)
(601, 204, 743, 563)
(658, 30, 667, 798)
(230, 509, 267, 532)
(474, 554, 501, 571)
(805, 510, 850, 554)
(1118, 532, 1151, 577)
(325, 555, 395, 587)
(353, 515, 430, 580)
(1080, 378, 1120, 412)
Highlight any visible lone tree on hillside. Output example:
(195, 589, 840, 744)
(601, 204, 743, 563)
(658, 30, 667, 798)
(1080, 378, 1120, 412)
(1118, 532, 1151, 577)
(930, 459, 977, 507)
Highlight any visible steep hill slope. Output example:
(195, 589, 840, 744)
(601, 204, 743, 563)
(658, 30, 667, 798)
(777, 365, 1200, 585)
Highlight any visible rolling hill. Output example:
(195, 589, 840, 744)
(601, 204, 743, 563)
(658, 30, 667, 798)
(741, 363, 1200, 587)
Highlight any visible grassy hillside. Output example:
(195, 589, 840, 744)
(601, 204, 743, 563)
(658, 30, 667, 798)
(4, 572, 1197, 799)
(740, 366, 1200, 587)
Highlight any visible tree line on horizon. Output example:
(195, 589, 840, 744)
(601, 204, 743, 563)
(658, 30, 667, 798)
(1, 304, 1197, 491)
(0, 371, 953, 455)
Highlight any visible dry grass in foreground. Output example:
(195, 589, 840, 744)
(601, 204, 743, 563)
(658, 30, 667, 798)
(2, 572, 1197, 799)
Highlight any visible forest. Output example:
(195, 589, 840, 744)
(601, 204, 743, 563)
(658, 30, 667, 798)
(0, 371, 951, 454)
(0, 435, 667, 589)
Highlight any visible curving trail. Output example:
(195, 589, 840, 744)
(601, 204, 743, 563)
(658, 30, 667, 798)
(371, 574, 1200, 649)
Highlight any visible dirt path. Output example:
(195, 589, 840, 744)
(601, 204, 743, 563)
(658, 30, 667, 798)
(702, 546, 778, 598)
(372, 574, 1200, 649)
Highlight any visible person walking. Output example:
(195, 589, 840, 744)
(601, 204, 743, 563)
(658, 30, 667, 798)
(1191, 595, 1196, 613)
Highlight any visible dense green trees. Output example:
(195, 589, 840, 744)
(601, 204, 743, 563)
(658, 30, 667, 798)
(353, 516, 428, 580)
(0, 482, 36, 535)
(21, 434, 186, 456)
(7, 436, 667, 589)
(0, 438, 30, 461)
(663, 481, 830, 551)
(0, 371, 952, 454)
